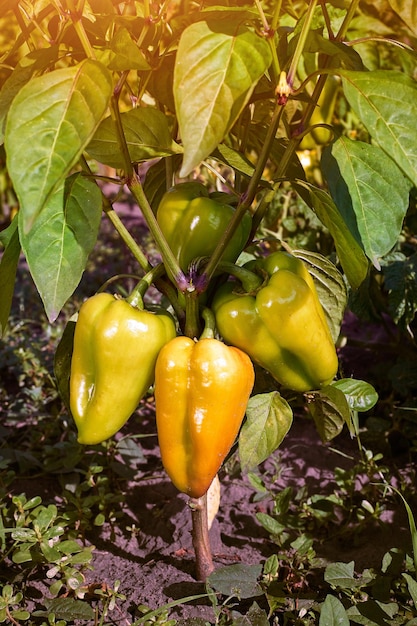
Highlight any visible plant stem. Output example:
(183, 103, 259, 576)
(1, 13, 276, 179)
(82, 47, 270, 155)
(71, 13, 96, 59)
(128, 171, 188, 291)
(284, 0, 361, 168)
(286, 0, 318, 89)
(196, 103, 283, 291)
(189, 494, 214, 581)
(126, 264, 166, 308)
(103, 199, 152, 272)
(216, 262, 264, 292)
(110, 73, 134, 180)
(337, 0, 361, 41)
(184, 289, 201, 339)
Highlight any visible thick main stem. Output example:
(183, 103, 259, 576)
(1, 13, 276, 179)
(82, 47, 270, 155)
(189, 494, 214, 581)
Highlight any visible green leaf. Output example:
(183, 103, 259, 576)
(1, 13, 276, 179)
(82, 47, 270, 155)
(324, 561, 359, 590)
(144, 157, 182, 214)
(322, 137, 411, 267)
(319, 594, 350, 626)
(87, 108, 182, 169)
(332, 378, 378, 412)
(345, 600, 399, 624)
(256, 512, 286, 536)
(233, 602, 269, 625)
(382, 253, 417, 328)
(5, 59, 112, 234)
(293, 249, 347, 343)
(19, 173, 102, 322)
(293, 180, 369, 289)
(10, 610, 30, 621)
(174, 20, 271, 177)
(0, 47, 59, 142)
(238, 392, 293, 472)
(385, 485, 417, 573)
(107, 27, 151, 70)
(212, 143, 257, 179)
(33, 598, 95, 620)
(403, 573, 417, 609)
(307, 385, 351, 442)
(0, 218, 20, 337)
(12, 548, 34, 564)
(207, 564, 263, 600)
(341, 70, 417, 188)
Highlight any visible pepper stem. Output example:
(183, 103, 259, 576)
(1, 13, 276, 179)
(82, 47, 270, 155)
(189, 494, 214, 581)
(200, 307, 216, 340)
(126, 264, 166, 309)
(216, 262, 264, 294)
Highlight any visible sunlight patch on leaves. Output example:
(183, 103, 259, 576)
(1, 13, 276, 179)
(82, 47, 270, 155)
(319, 594, 349, 626)
(0, 47, 59, 143)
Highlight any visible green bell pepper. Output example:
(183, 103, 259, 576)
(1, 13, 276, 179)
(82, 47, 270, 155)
(156, 182, 252, 272)
(212, 251, 338, 392)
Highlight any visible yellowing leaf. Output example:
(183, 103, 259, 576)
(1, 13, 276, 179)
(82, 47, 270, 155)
(174, 20, 271, 177)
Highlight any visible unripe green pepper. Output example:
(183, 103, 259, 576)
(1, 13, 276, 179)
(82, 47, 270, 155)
(156, 182, 252, 271)
(155, 335, 254, 498)
(212, 251, 338, 392)
(70, 292, 176, 445)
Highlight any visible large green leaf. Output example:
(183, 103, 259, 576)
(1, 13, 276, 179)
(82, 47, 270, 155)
(19, 173, 102, 322)
(293, 180, 369, 289)
(0, 47, 59, 143)
(174, 20, 271, 177)
(86, 108, 182, 169)
(341, 70, 417, 188)
(238, 392, 293, 472)
(0, 218, 21, 337)
(5, 59, 112, 234)
(322, 137, 411, 267)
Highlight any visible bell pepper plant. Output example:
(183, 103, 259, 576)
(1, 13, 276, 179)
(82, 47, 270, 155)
(1, 0, 391, 586)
